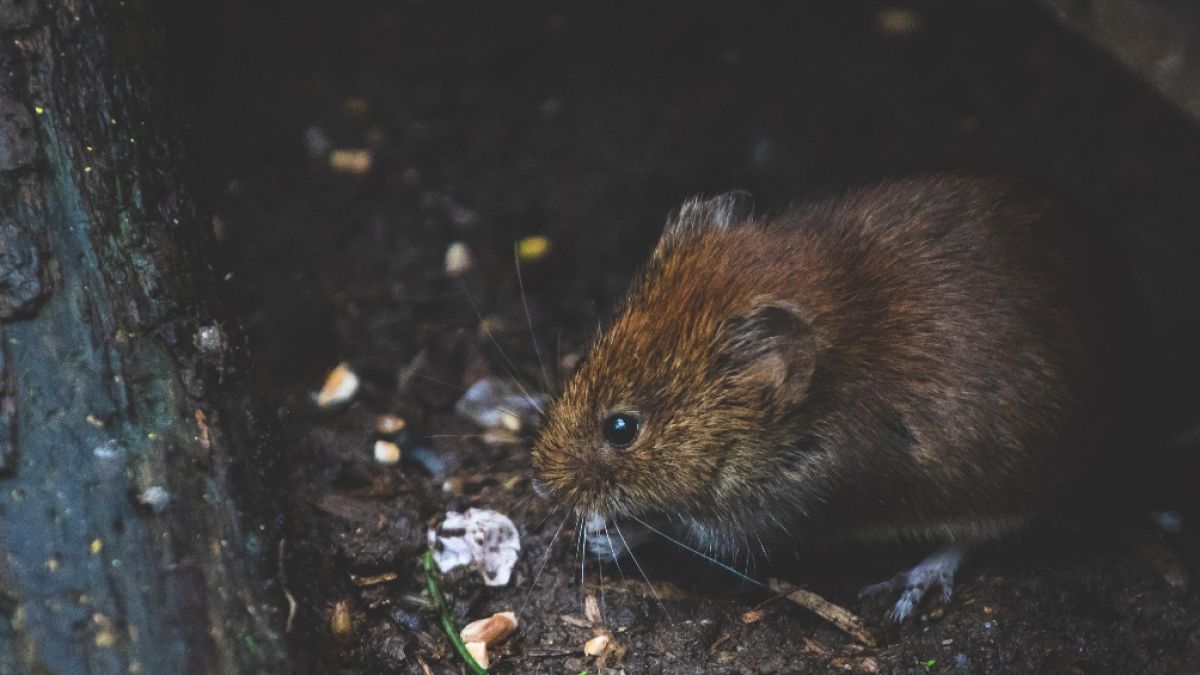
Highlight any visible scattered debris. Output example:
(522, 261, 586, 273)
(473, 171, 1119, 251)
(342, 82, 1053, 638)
(517, 235, 551, 261)
(560, 614, 593, 629)
(769, 579, 877, 647)
(330, 600, 353, 637)
(454, 376, 547, 432)
(464, 641, 489, 669)
(584, 634, 610, 657)
(351, 571, 399, 587)
(460, 611, 518, 646)
(584, 595, 602, 624)
(376, 414, 407, 435)
(137, 486, 171, 513)
(740, 608, 766, 624)
(875, 7, 921, 35)
(373, 440, 402, 465)
(314, 362, 359, 408)
(1152, 510, 1184, 534)
(303, 125, 332, 158)
(329, 148, 373, 175)
(428, 508, 521, 586)
(444, 241, 474, 276)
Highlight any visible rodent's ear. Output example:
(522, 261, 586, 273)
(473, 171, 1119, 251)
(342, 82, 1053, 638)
(658, 191, 755, 252)
(721, 298, 816, 404)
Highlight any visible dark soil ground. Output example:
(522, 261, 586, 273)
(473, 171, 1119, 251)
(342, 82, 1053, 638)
(171, 1, 1200, 672)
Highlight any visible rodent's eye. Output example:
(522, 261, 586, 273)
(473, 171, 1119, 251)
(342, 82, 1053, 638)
(601, 412, 640, 448)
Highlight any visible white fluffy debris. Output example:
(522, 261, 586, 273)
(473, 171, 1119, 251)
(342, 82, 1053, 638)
(428, 508, 521, 586)
(314, 362, 359, 408)
(454, 377, 548, 432)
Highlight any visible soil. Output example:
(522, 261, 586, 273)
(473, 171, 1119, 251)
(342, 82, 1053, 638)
(170, 1, 1200, 672)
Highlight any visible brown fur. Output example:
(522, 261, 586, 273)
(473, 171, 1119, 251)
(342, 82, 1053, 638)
(533, 175, 1103, 556)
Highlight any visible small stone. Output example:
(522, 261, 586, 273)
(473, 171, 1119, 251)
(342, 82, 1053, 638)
(375, 414, 407, 435)
(329, 148, 372, 175)
(315, 362, 359, 408)
(137, 486, 171, 513)
(373, 440, 402, 465)
(517, 235, 551, 261)
(444, 241, 473, 276)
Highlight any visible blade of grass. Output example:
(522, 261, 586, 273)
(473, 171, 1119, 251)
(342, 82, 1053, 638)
(421, 550, 489, 674)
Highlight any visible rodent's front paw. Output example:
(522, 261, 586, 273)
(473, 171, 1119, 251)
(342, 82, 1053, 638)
(857, 545, 963, 622)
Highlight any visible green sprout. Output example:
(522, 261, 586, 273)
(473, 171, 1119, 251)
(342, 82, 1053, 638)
(422, 550, 488, 674)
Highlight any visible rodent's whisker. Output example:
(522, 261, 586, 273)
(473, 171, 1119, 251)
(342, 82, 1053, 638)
(519, 504, 574, 617)
(614, 519, 674, 626)
(453, 276, 545, 415)
(627, 513, 767, 589)
(513, 244, 553, 393)
(601, 520, 628, 586)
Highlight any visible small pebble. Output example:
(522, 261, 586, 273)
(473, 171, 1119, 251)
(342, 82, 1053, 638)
(315, 362, 359, 408)
(373, 440, 402, 465)
(328, 148, 373, 175)
(375, 414, 407, 435)
(444, 241, 473, 276)
(137, 486, 171, 513)
(517, 235, 551, 261)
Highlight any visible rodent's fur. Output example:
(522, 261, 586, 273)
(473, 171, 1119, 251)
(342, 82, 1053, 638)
(533, 175, 1109, 561)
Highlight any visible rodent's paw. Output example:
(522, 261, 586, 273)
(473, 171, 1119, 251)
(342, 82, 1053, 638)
(857, 545, 963, 623)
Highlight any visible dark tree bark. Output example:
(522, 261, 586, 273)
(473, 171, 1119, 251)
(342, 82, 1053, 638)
(0, 0, 287, 672)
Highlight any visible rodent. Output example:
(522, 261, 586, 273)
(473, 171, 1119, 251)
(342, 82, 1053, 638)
(531, 174, 1116, 619)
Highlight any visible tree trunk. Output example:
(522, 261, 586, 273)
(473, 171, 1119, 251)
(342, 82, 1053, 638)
(0, 1, 287, 672)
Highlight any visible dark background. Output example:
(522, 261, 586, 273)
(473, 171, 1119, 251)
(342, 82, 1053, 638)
(165, 1, 1200, 671)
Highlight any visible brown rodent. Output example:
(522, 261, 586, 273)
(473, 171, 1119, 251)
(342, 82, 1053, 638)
(532, 174, 1114, 619)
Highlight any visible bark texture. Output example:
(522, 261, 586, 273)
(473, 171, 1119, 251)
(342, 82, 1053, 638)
(0, 0, 287, 672)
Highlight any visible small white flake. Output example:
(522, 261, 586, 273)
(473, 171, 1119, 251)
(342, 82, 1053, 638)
(428, 508, 521, 586)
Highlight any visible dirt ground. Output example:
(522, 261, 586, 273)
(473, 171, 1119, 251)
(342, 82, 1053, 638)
(171, 1, 1200, 672)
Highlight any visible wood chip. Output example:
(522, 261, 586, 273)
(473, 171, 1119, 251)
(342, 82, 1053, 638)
(350, 571, 398, 587)
(740, 608, 765, 624)
(768, 579, 877, 647)
(560, 614, 592, 628)
(584, 595, 602, 624)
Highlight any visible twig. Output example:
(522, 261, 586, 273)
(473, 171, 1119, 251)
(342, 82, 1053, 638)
(768, 579, 877, 647)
